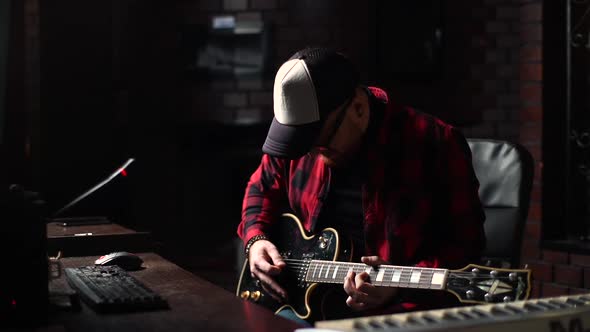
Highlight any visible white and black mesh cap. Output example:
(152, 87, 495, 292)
(262, 48, 359, 159)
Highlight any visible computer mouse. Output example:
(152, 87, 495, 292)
(95, 251, 143, 271)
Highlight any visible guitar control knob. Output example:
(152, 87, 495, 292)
(509, 272, 517, 281)
(503, 296, 512, 302)
(484, 293, 493, 302)
(318, 236, 328, 249)
(240, 291, 250, 299)
(250, 291, 262, 302)
(466, 290, 474, 299)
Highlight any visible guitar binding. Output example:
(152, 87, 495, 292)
(235, 213, 532, 322)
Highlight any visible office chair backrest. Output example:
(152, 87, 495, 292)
(467, 139, 534, 268)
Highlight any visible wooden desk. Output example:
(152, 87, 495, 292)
(47, 222, 152, 257)
(45, 253, 304, 331)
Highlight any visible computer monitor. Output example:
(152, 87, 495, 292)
(46, 158, 135, 226)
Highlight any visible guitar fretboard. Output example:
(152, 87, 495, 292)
(305, 261, 448, 290)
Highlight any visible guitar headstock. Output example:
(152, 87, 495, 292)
(446, 264, 531, 304)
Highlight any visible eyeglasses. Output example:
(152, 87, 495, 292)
(313, 97, 353, 149)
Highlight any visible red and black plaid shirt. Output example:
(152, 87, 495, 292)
(238, 87, 486, 312)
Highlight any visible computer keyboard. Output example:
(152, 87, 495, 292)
(64, 265, 168, 313)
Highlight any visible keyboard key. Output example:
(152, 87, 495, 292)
(504, 304, 526, 314)
(471, 308, 492, 317)
(353, 321, 370, 330)
(421, 314, 441, 323)
(536, 301, 561, 310)
(490, 307, 511, 316)
(457, 310, 479, 320)
(381, 318, 401, 327)
(65, 265, 168, 313)
(566, 298, 586, 306)
(523, 303, 547, 312)
(368, 320, 386, 329)
(406, 316, 429, 326)
(548, 300, 571, 308)
(441, 312, 462, 321)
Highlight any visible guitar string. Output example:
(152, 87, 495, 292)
(282, 257, 525, 274)
(279, 261, 523, 298)
(284, 258, 524, 275)
(282, 271, 518, 282)
(281, 259, 523, 280)
(282, 258, 521, 276)
(280, 267, 517, 291)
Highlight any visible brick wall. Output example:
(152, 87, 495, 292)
(526, 250, 590, 298)
(175, 0, 536, 133)
(176, 0, 504, 128)
(16, 0, 587, 298)
(176, 0, 373, 125)
(458, 0, 587, 300)
(518, 0, 547, 298)
(460, 0, 522, 140)
(175, 0, 570, 298)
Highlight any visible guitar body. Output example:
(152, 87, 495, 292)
(236, 213, 353, 321)
(236, 214, 533, 322)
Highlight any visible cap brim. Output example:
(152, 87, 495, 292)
(262, 117, 322, 159)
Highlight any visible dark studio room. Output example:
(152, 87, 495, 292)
(0, 0, 588, 331)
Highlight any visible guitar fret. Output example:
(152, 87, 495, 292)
(427, 269, 436, 288)
(375, 268, 386, 283)
(381, 268, 391, 286)
(305, 261, 448, 290)
(354, 265, 363, 274)
(401, 268, 413, 287)
(392, 269, 402, 283)
(419, 269, 433, 289)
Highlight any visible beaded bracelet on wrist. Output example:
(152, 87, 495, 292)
(244, 234, 268, 256)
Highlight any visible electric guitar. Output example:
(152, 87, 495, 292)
(236, 213, 532, 321)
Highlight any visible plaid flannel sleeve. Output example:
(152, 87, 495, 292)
(415, 127, 487, 269)
(237, 154, 288, 247)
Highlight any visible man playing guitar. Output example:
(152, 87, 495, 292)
(236, 47, 486, 325)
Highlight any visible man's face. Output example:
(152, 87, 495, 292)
(311, 89, 368, 167)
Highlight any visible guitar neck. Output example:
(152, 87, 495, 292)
(305, 260, 449, 290)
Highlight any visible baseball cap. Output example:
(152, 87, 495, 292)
(262, 48, 359, 158)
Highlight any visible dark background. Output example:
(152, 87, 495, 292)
(2, 0, 580, 297)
